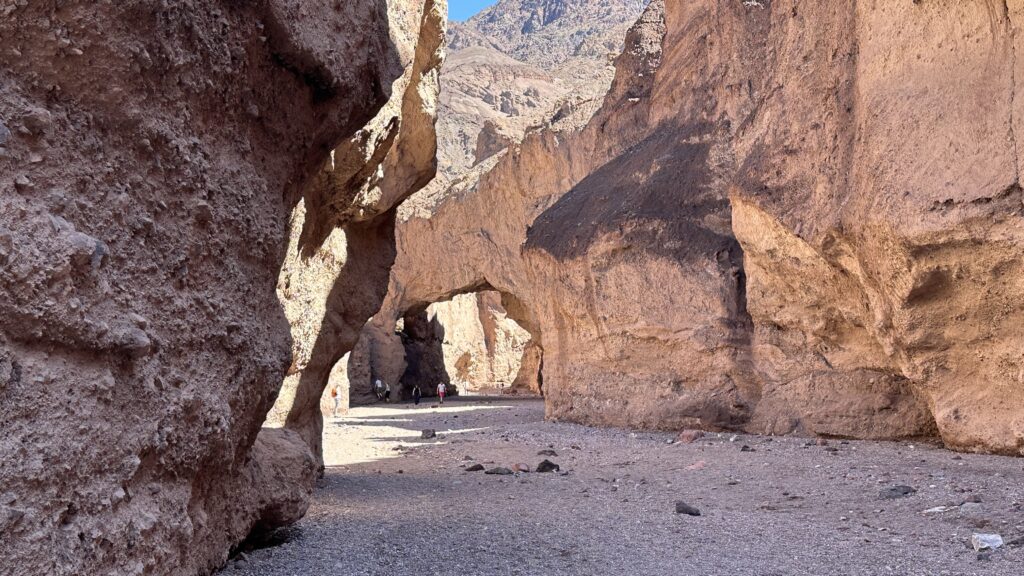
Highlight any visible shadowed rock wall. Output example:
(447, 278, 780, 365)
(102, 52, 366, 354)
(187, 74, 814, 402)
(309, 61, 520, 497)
(0, 1, 444, 574)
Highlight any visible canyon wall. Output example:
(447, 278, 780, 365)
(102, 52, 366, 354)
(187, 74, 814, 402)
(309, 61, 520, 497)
(366, 0, 1024, 455)
(0, 1, 443, 575)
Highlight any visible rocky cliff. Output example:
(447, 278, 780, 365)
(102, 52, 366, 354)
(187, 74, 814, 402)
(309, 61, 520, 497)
(366, 0, 1024, 455)
(412, 0, 645, 215)
(0, 1, 443, 575)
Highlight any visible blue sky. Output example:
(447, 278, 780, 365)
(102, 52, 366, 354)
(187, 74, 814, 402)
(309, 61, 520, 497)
(448, 0, 498, 21)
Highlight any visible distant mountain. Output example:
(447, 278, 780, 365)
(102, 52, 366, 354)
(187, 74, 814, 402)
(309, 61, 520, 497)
(450, 0, 648, 77)
(407, 0, 646, 218)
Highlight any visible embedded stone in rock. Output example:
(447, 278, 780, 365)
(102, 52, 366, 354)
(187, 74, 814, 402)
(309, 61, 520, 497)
(674, 502, 701, 517)
(536, 460, 559, 473)
(879, 486, 917, 500)
(0, 120, 10, 146)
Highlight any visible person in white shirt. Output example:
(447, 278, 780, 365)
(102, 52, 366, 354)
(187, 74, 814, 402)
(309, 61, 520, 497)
(437, 382, 446, 404)
(330, 384, 341, 417)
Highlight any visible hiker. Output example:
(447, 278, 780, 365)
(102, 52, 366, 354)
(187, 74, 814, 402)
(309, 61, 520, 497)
(437, 382, 446, 404)
(412, 384, 422, 405)
(384, 382, 392, 403)
(374, 378, 384, 401)
(330, 384, 341, 417)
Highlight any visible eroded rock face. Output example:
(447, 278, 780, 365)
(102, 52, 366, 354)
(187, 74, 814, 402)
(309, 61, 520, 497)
(408, 0, 644, 218)
(266, 0, 446, 461)
(398, 292, 533, 396)
(0, 1, 443, 574)
(369, 0, 1024, 454)
(731, 1, 1024, 453)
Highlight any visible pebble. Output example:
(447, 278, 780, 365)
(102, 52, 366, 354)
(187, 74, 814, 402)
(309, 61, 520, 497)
(674, 501, 701, 516)
(970, 533, 1003, 552)
(464, 464, 484, 472)
(484, 467, 513, 476)
(677, 430, 704, 444)
(959, 502, 983, 514)
(537, 449, 558, 456)
(14, 175, 31, 190)
(878, 485, 916, 500)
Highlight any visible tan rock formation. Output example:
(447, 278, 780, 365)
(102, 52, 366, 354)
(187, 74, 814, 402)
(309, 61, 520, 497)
(422, 292, 532, 393)
(344, 291, 535, 402)
(0, 1, 443, 575)
(371, 0, 1024, 454)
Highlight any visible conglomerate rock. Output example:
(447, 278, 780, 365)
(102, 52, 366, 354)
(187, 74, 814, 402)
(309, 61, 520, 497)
(365, 0, 1024, 455)
(0, 1, 444, 575)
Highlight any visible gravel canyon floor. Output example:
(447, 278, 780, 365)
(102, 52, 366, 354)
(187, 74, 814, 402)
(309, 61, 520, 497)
(223, 398, 1023, 576)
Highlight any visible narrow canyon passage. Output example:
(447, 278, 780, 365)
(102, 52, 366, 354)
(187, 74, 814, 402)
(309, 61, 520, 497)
(222, 398, 1024, 576)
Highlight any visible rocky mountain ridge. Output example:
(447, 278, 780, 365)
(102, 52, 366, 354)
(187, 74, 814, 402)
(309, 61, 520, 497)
(413, 0, 645, 214)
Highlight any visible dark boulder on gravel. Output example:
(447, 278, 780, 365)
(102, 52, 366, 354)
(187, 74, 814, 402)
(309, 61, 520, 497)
(536, 460, 560, 473)
(879, 485, 917, 500)
(485, 467, 514, 475)
(675, 502, 701, 516)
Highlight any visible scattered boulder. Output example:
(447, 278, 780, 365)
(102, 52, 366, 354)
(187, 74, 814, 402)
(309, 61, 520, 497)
(464, 464, 484, 472)
(879, 485, 917, 500)
(740, 445, 755, 452)
(674, 501, 701, 516)
(536, 460, 559, 473)
(537, 449, 558, 456)
(971, 533, 1004, 552)
(485, 467, 513, 476)
(677, 430, 704, 444)
(513, 463, 530, 473)
(421, 429, 437, 439)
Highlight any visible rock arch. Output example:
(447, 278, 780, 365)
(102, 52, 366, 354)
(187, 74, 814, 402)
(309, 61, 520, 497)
(348, 279, 545, 403)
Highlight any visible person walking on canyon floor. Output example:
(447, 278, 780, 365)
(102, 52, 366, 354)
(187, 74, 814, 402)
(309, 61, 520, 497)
(437, 382, 446, 404)
(413, 384, 422, 405)
(330, 384, 341, 417)
(384, 382, 392, 403)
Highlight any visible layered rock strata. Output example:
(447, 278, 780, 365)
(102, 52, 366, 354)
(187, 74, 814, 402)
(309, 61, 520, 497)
(0, 1, 443, 575)
(367, 0, 1024, 455)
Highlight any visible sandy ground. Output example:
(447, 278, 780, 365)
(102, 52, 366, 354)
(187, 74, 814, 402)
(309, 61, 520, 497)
(222, 397, 1024, 576)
